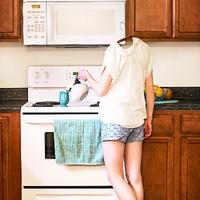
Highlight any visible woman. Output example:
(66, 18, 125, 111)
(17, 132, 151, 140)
(78, 37, 154, 200)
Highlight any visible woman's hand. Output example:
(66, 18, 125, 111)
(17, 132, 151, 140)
(144, 118, 152, 138)
(78, 68, 112, 97)
(78, 70, 89, 81)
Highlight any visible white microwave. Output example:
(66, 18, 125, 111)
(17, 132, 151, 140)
(23, 0, 125, 46)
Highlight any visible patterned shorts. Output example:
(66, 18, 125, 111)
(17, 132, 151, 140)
(101, 122, 144, 143)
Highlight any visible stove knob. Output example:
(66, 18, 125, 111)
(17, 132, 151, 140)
(34, 71, 40, 80)
(44, 71, 49, 79)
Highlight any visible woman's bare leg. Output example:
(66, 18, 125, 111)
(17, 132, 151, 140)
(124, 141, 144, 200)
(103, 141, 137, 200)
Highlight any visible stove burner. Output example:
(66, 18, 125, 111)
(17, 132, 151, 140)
(90, 101, 100, 107)
(32, 101, 60, 107)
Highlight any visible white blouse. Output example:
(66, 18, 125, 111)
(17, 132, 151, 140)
(99, 37, 154, 128)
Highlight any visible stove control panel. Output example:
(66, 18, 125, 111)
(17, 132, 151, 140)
(28, 66, 101, 88)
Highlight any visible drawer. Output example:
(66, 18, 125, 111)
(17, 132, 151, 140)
(152, 114, 175, 134)
(181, 114, 200, 134)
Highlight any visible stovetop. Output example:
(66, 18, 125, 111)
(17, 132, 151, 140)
(31, 101, 100, 107)
(21, 101, 99, 113)
(32, 101, 60, 107)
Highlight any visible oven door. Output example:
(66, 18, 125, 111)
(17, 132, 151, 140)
(21, 113, 116, 199)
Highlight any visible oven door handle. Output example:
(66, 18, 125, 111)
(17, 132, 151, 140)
(22, 114, 99, 124)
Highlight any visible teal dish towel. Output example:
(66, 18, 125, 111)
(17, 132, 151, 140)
(53, 119, 104, 165)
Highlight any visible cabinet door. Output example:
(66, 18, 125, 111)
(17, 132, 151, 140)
(142, 137, 174, 200)
(0, 0, 21, 40)
(174, 0, 200, 39)
(0, 116, 9, 200)
(0, 113, 21, 200)
(126, 0, 172, 39)
(181, 137, 200, 200)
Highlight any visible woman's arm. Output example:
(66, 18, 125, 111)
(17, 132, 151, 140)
(144, 72, 155, 138)
(78, 68, 112, 97)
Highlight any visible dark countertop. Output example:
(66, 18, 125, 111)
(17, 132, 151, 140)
(0, 87, 200, 112)
(0, 99, 200, 112)
(0, 88, 27, 113)
(0, 100, 27, 112)
(154, 99, 200, 110)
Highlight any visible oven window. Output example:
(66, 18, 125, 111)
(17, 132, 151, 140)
(45, 132, 55, 159)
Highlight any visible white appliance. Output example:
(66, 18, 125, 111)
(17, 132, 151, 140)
(23, 0, 125, 46)
(21, 66, 117, 200)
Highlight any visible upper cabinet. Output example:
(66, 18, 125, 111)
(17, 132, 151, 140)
(174, 0, 200, 39)
(126, 0, 200, 40)
(126, 0, 172, 39)
(0, 0, 21, 41)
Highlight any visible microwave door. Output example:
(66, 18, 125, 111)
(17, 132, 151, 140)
(46, 2, 125, 45)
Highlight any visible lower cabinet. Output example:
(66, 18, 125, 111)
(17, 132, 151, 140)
(142, 110, 200, 200)
(181, 137, 200, 200)
(142, 111, 175, 200)
(142, 137, 173, 200)
(0, 112, 21, 200)
(0, 110, 200, 200)
(180, 113, 200, 200)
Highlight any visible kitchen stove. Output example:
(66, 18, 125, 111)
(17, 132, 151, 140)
(22, 65, 101, 111)
(21, 66, 116, 200)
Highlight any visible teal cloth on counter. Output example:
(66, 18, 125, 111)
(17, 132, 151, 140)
(53, 119, 104, 165)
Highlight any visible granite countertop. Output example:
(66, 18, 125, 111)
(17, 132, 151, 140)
(0, 87, 200, 112)
(0, 99, 200, 112)
(0, 100, 27, 112)
(154, 99, 200, 110)
(0, 88, 27, 112)
(153, 87, 200, 110)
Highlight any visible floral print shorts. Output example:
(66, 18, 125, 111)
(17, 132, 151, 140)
(101, 121, 144, 143)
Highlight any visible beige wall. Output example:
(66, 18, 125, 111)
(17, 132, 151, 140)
(150, 42, 200, 87)
(0, 42, 200, 88)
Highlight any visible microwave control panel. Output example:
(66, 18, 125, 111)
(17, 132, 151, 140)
(23, 2, 47, 45)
